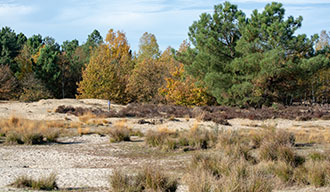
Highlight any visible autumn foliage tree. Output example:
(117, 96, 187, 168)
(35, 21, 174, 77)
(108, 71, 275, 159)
(126, 32, 166, 102)
(77, 29, 134, 104)
(159, 64, 213, 106)
(159, 41, 214, 106)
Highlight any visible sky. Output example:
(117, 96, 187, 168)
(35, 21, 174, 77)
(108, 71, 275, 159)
(1, 0, 330, 52)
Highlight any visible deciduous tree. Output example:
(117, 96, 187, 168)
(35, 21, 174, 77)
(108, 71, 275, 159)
(77, 29, 133, 103)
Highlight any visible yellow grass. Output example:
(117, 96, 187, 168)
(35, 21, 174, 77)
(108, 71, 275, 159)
(77, 127, 91, 136)
(158, 126, 176, 135)
(78, 112, 96, 124)
(0, 116, 60, 144)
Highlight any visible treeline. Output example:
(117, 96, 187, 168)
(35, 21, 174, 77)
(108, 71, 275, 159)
(0, 2, 329, 107)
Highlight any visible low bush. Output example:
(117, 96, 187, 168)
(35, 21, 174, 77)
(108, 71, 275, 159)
(110, 167, 178, 192)
(11, 173, 58, 190)
(55, 104, 329, 125)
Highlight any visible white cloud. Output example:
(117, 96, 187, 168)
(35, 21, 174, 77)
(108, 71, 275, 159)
(0, 3, 34, 18)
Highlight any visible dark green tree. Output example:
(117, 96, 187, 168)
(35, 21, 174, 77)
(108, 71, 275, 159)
(33, 36, 61, 98)
(0, 27, 27, 73)
(26, 34, 43, 55)
(59, 39, 85, 98)
(185, 1, 245, 105)
(231, 2, 317, 106)
(185, 1, 323, 107)
(83, 29, 103, 55)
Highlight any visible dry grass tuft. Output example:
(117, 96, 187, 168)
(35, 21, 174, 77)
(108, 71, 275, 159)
(145, 123, 217, 151)
(108, 120, 132, 143)
(185, 127, 329, 191)
(110, 167, 178, 192)
(10, 173, 58, 190)
(0, 116, 60, 145)
(186, 153, 276, 192)
(77, 127, 91, 136)
(145, 127, 176, 150)
(78, 111, 97, 124)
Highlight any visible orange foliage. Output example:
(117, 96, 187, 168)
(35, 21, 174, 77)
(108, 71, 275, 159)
(159, 64, 212, 106)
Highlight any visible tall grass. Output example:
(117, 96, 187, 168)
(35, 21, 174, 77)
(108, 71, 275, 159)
(110, 167, 178, 192)
(11, 173, 58, 190)
(184, 128, 330, 191)
(145, 123, 217, 151)
(0, 116, 60, 145)
(108, 120, 132, 143)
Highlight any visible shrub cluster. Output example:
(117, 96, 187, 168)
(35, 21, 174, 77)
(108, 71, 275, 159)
(55, 104, 330, 126)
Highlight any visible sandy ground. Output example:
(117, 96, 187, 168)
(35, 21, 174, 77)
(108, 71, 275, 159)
(0, 99, 329, 191)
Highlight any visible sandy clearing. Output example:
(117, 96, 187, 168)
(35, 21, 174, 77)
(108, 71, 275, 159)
(0, 99, 329, 191)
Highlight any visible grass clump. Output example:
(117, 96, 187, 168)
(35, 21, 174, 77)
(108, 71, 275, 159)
(11, 173, 58, 191)
(0, 116, 60, 145)
(145, 128, 175, 148)
(186, 153, 275, 192)
(110, 167, 178, 192)
(304, 160, 330, 187)
(145, 124, 217, 151)
(108, 120, 132, 143)
(185, 128, 330, 191)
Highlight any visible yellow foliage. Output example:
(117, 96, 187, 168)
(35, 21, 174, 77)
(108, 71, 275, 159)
(159, 64, 212, 106)
(77, 29, 133, 104)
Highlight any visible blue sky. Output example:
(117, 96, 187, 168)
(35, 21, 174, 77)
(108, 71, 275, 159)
(1, 0, 330, 52)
